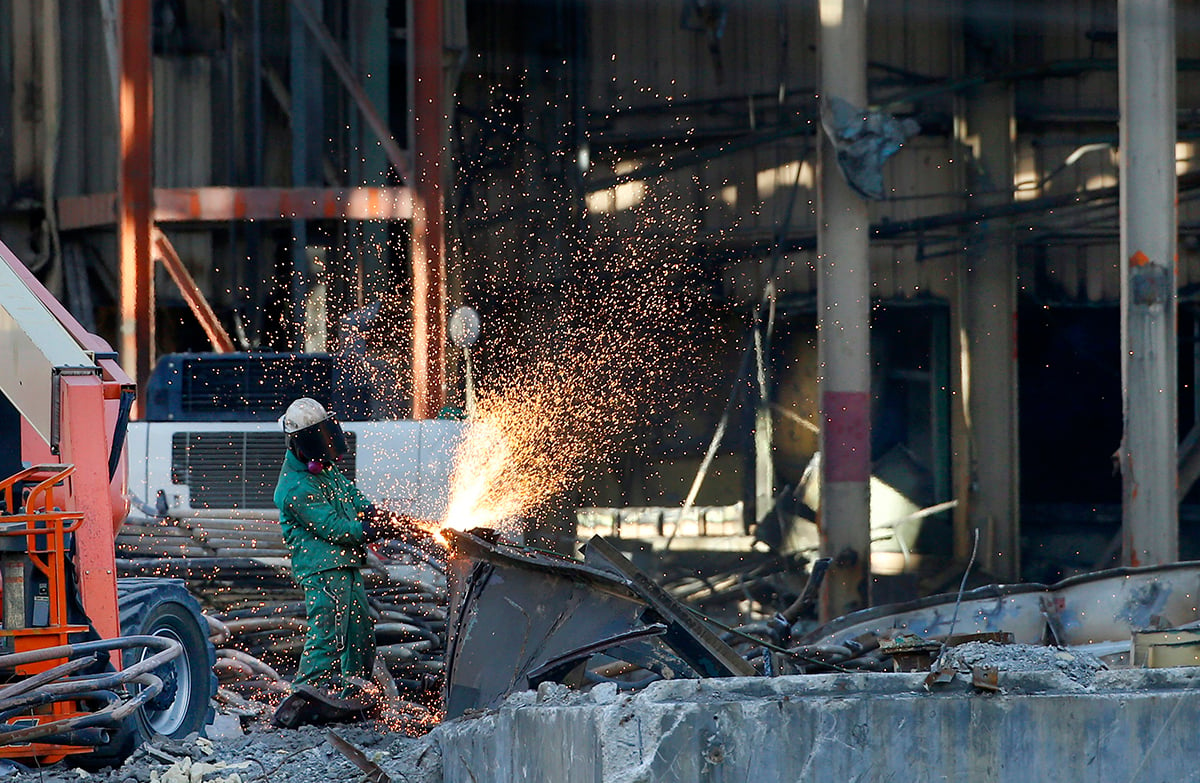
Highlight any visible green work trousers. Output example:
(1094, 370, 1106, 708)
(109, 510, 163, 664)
(294, 567, 375, 692)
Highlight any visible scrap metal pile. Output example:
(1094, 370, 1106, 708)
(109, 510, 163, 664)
(121, 516, 1200, 722)
(442, 528, 1200, 713)
(443, 528, 810, 717)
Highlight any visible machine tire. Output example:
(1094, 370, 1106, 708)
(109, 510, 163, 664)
(115, 578, 217, 741)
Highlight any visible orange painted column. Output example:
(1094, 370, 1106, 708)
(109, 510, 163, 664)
(118, 0, 155, 413)
(59, 375, 121, 645)
(411, 0, 446, 420)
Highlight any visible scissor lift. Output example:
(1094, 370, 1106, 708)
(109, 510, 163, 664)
(0, 241, 215, 765)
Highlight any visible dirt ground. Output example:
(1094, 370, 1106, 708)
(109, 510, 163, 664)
(4, 712, 444, 783)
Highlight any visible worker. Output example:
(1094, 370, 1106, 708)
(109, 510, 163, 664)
(271, 397, 426, 727)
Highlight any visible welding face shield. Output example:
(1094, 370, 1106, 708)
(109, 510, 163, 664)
(281, 397, 349, 466)
(288, 417, 348, 465)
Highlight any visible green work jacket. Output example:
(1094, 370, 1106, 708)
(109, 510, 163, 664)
(274, 450, 371, 581)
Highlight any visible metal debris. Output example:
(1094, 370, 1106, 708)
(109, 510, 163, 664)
(327, 731, 392, 783)
(798, 561, 1200, 665)
(1133, 629, 1200, 668)
(443, 529, 660, 718)
(584, 536, 757, 677)
(879, 634, 940, 672)
(924, 665, 956, 688)
(443, 529, 768, 718)
(971, 666, 1000, 692)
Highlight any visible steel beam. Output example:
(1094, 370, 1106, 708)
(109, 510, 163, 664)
(816, 0, 871, 620)
(118, 0, 154, 412)
(152, 230, 235, 353)
(411, 0, 447, 419)
(57, 187, 415, 230)
(1119, 0, 1178, 566)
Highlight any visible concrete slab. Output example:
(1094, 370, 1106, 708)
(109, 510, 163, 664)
(437, 669, 1200, 782)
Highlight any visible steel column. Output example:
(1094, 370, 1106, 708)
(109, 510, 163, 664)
(289, 0, 412, 185)
(1119, 0, 1178, 565)
(956, 2, 1019, 580)
(118, 0, 154, 410)
(58, 375, 121, 643)
(816, 0, 871, 620)
(289, 2, 317, 351)
(411, 0, 446, 419)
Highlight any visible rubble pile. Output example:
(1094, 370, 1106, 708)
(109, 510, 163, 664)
(5, 722, 443, 783)
(940, 641, 1106, 686)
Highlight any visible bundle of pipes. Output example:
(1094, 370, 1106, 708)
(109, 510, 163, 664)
(116, 516, 450, 706)
(116, 516, 291, 559)
(116, 556, 302, 613)
(202, 574, 448, 701)
(0, 636, 183, 749)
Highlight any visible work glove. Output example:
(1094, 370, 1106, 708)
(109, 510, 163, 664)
(362, 504, 438, 547)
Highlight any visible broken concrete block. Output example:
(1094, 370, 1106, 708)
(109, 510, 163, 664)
(205, 714, 243, 740)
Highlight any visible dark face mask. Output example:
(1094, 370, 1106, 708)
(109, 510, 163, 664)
(289, 417, 348, 464)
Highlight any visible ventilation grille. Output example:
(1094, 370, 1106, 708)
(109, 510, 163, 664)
(145, 353, 336, 421)
(170, 431, 357, 509)
(178, 355, 333, 418)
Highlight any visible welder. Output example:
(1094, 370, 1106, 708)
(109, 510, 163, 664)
(270, 397, 426, 727)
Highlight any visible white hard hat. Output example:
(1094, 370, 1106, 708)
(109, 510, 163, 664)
(281, 397, 329, 433)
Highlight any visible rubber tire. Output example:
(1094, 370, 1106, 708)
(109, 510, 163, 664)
(81, 579, 216, 769)
(115, 578, 217, 740)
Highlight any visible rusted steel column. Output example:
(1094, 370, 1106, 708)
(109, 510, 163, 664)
(118, 0, 154, 410)
(411, 0, 446, 419)
(1119, 0, 1178, 565)
(817, 0, 871, 620)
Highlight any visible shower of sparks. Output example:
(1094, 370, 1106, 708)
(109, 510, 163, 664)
(437, 71, 726, 537)
(114, 61, 738, 711)
(441, 244, 714, 537)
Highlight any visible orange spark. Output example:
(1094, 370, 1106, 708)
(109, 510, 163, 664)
(440, 240, 714, 536)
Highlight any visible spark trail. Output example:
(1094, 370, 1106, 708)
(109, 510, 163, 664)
(440, 253, 713, 536)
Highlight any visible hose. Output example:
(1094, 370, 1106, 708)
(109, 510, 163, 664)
(0, 635, 182, 747)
